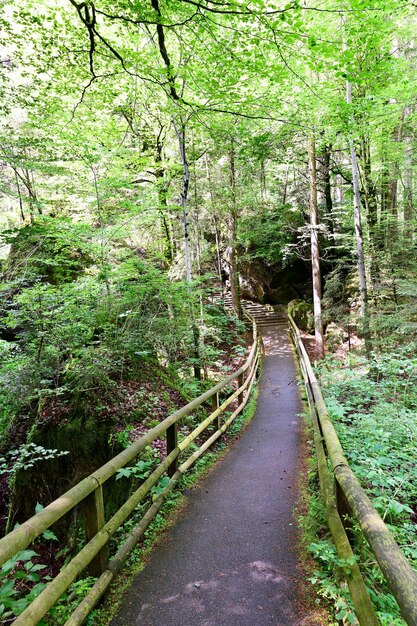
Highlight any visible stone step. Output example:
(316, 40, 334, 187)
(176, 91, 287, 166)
(209, 294, 288, 330)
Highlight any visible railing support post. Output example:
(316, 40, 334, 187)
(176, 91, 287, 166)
(82, 485, 108, 577)
(212, 392, 221, 430)
(238, 373, 244, 406)
(335, 479, 354, 541)
(166, 423, 178, 477)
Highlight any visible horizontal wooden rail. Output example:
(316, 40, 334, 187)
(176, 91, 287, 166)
(1, 315, 261, 625)
(289, 315, 417, 626)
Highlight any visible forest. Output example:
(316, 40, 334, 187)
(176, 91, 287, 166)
(1, 0, 417, 624)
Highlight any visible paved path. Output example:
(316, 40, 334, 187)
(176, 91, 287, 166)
(111, 323, 304, 626)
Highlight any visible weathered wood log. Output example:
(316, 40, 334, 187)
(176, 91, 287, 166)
(67, 376, 265, 626)
(166, 423, 178, 477)
(180, 354, 260, 474)
(82, 486, 108, 577)
(212, 392, 220, 430)
(238, 373, 244, 405)
(335, 464, 417, 626)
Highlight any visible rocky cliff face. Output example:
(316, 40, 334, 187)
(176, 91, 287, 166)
(237, 257, 312, 304)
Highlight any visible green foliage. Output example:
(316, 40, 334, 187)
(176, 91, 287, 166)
(239, 204, 303, 267)
(0, 549, 48, 621)
(0, 240, 199, 425)
(116, 459, 154, 481)
(0, 443, 69, 476)
(48, 578, 97, 625)
(1, 217, 94, 283)
(308, 541, 357, 625)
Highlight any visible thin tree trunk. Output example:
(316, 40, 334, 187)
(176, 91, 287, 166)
(173, 117, 201, 379)
(359, 135, 379, 247)
(260, 159, 266, 203)
(155, 141, 174, 262)
(308, 133, 324, 359)
(320, 144, 335, 236)
(191, 150, 208, 377)
(282, 164, 289, 205)
(205, 154, 223, 286)
(358, 134, 380, 286)
(14, 171, 25, 222)
(403, 138, 413, 244)
(174, 119, 192, 283)
(387, 111, 405, 246)
(228, 142, 243, 320)
(346, 81, 372, 359)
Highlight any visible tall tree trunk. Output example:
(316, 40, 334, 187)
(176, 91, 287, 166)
(387, 112, 405, 246)
(260, 159, 266, 203)
(359, 135, 379, 247)
(308, 134, 324, 359)
(403, 138, 413, 244)
(174, 119, 192, 283)
(319, 144, 335, 236)
(358, 134, 380, 286)
(173, 117, 201, 379)
(192, 161, 202, 276)
(14, 171, 25, 222)
(205, 154, 223, 287)
(282, 164, 289, 205)
(346, 82, 372, 359)
(228, 141, 243, 320)
(380, 156, 390, 247)
(155, 139, 174, 262)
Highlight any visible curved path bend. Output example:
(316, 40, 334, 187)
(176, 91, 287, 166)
(111, 312, 309, 626)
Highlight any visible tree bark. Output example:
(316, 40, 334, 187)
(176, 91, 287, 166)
(205, 154, 223, 287)
(387, 111, 405, 246)
(359, 134, 379, 248)
(403, 138, 413, 244)
(260, 159, 266, 203)
(282, 164, 289, 205)
(155, 133, 175, 262)
(228, 142, 243, 320)
(14, 171, 25, 222)
(308, 133, 324, 359)
(319, 144, 334, 236)
(173, 117, 201, 379)
(346, 81, 372, 359)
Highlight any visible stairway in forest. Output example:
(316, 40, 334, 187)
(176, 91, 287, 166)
(212, 291, 288, 330)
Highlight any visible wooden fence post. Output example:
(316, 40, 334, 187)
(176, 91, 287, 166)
(166, 423, 178, 477)
(238, 373, 244, 406)
(212, 392, 221, 430)
(82, 485, 108, 577)
(336, 479, 354, 541)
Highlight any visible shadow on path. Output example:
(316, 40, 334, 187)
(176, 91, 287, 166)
(111, 325, 307, 626)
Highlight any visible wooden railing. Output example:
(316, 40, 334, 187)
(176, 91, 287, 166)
(289, 315, 417, 626)
(0, 316, 261, 626)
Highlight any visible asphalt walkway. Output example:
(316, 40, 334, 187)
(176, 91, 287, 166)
(111, 324, 304, 626)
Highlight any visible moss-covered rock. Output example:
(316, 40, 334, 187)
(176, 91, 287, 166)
(325, 322, 349, 351)
(287, 299, 314, 333)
